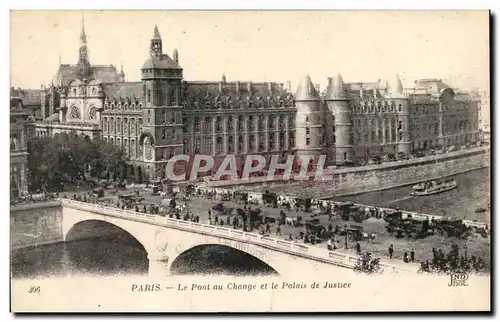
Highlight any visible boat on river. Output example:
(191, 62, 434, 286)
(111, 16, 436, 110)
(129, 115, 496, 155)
(411, 179, 457, 196)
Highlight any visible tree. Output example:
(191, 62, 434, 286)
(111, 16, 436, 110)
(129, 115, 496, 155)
(27, 134, 128, 193)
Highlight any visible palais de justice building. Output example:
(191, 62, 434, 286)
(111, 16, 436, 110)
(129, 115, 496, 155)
(28, 22, 480, 181)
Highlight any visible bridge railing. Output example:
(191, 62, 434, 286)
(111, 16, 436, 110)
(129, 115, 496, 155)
(61, 199, 414, 274)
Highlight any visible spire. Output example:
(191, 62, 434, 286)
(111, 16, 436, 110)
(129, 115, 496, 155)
(150, 25, 163, 58)
(386, 74, 403, 97)
(59, 54, 62, 66)
(153, 25, 161, 40)
(294, 75, 320, 101)
(77, 14, 90, 76)
(222, 73, 227, 83)
(119, 62, 125, 82)
(324, 73, 346, 100)
(80, 15, 87, 45)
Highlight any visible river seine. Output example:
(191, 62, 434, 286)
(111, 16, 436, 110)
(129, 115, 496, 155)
(11, 168, 489, 279)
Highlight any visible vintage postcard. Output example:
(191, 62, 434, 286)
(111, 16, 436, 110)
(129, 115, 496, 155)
(9, 10, 491, 312)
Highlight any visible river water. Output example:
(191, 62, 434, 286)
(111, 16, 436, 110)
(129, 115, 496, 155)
(335, 167, 491, 223)
(11, 168, 489, 279)
(11, 234, 277, 280)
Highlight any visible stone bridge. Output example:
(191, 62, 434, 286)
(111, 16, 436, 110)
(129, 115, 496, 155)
(61, 199, 414, 277)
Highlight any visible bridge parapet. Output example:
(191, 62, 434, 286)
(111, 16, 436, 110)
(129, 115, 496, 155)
(60, 199, 415, 274)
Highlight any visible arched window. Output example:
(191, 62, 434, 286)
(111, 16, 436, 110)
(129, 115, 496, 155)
(88, 106, 96, 120)
(70, 106, 80, 120)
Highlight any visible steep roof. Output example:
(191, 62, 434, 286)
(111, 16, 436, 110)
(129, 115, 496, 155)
(294, 75, 320, 101)
(141, 54, 182, 70)
(10, 88, 42, 106)
(90, 65, 121, 83)
(56, 64, 121, 87)
(183, 81, 293, 107)
(323, 74, 346, 99)
(101, 82, 143, 100)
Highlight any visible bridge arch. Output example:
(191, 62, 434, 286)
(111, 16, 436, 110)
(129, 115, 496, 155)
(169, 238, 280, 276)
(62, 216, 158, 256)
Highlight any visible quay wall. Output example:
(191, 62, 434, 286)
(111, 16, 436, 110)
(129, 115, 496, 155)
(220, 148, 490, 198)
(11, 201, 63, 250)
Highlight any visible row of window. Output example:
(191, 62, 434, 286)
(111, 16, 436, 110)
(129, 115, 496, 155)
(104, 101, 143, 111)
(102, 117, 143, 136)
(354, 129, 401, 144)
(146, 87, 178, 106)
(351, 101, 403, 114)
(184, 97, 296, 110)
(188, 133, 295, 155)
(184, 115, 294, 134)
(353, 118, 403, 129)
(103, 136, 141, 159)
(147, 110, 178, 125)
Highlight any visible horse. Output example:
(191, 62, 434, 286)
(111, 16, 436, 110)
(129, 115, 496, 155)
(362, 232, 377, 242)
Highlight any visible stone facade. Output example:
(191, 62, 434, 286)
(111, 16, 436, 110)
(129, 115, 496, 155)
(10, 92, 30, 199)
(23, 21, 481, 181)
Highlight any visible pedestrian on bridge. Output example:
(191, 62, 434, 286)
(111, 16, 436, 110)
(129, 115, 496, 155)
(276, 224, 282, 236)
(389, 244, 394, 259)
(355, 242, 361, 255)
(410, 249, 415, 262)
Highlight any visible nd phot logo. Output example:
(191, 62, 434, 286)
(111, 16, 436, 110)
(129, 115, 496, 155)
(448, 273, 469, 287)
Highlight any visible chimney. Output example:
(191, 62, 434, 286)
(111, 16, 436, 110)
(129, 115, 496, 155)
(247, 82, 252, 94)
(286, 81, 292, 92)
(373, 87, 378, 99)
(236, 81, 240, 94)
(268, 82, 273, 93)
(222, 73, 227, 83)
(219, 81, 223, 93)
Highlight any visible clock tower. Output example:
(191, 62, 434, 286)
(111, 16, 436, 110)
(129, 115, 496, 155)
(140, 25, 184, 181)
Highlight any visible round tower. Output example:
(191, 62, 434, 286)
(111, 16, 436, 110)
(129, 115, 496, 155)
(324, 73, 352, 165)
(293, 75, 323, 170)
(386, 74, 411, 154)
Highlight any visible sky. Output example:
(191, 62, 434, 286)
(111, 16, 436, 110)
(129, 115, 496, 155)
(10, 10, 490, 92)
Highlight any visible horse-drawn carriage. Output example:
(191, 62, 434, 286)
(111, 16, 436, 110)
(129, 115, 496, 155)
(384, 211, 432, 239)
(212, 202, 234, 215)
(295, 197, 312, 212)
(304, 219, 326, 243)
(92, 187, 104, 198)
(336, 201, 357, 221)
(434, 219, 472, 239)
(345, 225, 364, 241)
(233, 191, 248, 204)
(262, 191, 278, 207)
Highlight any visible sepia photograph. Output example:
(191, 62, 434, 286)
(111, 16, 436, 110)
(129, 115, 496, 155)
(9, 10, 491, 312)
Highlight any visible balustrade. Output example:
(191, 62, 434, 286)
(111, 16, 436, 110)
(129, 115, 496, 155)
(61, 198, 415, 272)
